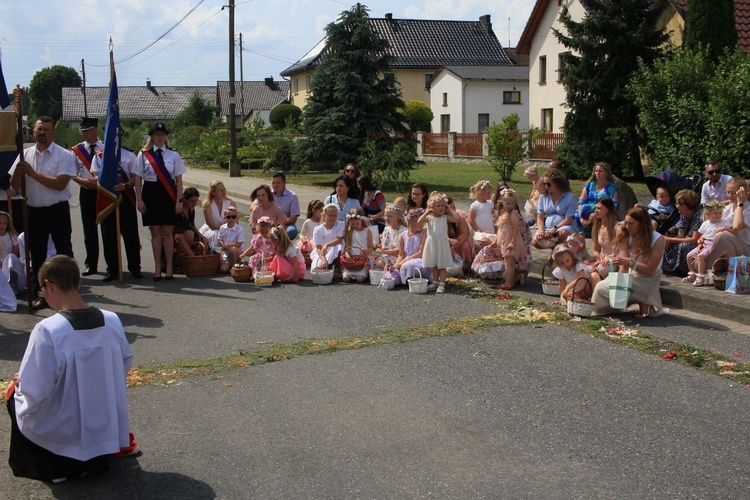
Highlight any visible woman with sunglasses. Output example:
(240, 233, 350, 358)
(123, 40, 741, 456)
(533, 169, 577, 249)
(342, 164, 362, 201)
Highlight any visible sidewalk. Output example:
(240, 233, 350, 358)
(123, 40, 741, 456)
(184, 166, 750, 323)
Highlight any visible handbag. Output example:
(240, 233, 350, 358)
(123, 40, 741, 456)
(608, 261, 633, 310)
(725, 256, 750, 294)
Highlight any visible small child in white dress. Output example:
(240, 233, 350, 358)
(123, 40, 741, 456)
(341, 208, 373, 283)
(373, 205, 407, 270)
(684, 202, 732, 286)
(311, 204, 345, 271)
(551, 243, 591, 303)
(469, 180, 496, 250)
(418, 192, 458, 294)
(298, 200, 323, 255)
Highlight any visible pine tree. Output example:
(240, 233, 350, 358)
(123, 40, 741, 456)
(684, 0, 738, 62)
(554, 0, 668, 179)
(294, 3, 410, 172)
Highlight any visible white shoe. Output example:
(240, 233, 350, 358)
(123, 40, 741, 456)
(427, 282, 438, 291)
(436, 283, 445, 294)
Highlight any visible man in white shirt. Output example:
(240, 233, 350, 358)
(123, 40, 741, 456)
(10, 116, 76, 310)
(701, 161, 733, 205)
(7, 255, 133, 482)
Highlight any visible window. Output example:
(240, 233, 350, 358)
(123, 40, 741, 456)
(478, 114, 490, 133)
(442, 93, 448, 106)
(503, 91, 521, 104)
(306, 74, 312, 89)
(424, 73, 434, 88)
(440, 114, 450, 132)
(558, 53, 569, 82)
(539, 56, 547, 84)
(293, 77, 299, 94)
(542, 109, 553, 132)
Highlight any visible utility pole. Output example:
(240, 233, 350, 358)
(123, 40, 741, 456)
(81, 59, 88, 117)
(239, 33, 245, 119)
(228, 0, 241, 176)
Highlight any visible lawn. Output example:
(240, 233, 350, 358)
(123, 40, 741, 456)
(190, 161, 650, 202)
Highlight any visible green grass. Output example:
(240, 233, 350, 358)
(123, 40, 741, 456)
(190, 161, 651, 202)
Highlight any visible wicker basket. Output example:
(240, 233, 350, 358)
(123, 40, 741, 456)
(230, 264, 253, 283)
(181, 250, 220, 277)
(340, 246, 367, 271)
(407, 268, 429, 294)
(567, 277, 594, 317)
(254, 270, 275, 287)
(541, 259, 559, 296)
(712, 258, 728, 291)
(311, 268, 334, 284)
(369, 269, 385, 285)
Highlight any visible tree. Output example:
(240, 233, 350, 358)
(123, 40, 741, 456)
(401, 100, 433, 132)
(554, 0, 668, 179)
(294, 3, 413, 175)
(485, 114, 541, 181)
(684, 0, 738, 62)
(269, 103, 302, 129)
(172, 91, 216, 129)
(630, 47, 749, 177)
(28, 66, 81, 122)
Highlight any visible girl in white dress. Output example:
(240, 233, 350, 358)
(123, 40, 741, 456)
(0, 211, 23, 296)
(469, 180, 496, 250)
(341, 208, 373, 283)
(298, 200, 324, 255)
(373, 205, 407, 269)
(419, 192, 458, 294)
(551, 243, 590, 304)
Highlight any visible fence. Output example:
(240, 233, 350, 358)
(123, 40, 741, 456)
(530, 132, 564, 160)
(416, 131, 564, 162)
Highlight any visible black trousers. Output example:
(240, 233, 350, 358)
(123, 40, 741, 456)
(101, 192, 141, 274)
(79, 187, 99, 270)
(28, 201, 73, 289)
(6, 393, 109, 481)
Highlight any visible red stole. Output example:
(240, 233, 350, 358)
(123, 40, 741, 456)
(142, 149, 177, 202)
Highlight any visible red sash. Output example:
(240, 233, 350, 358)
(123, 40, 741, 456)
(143, 149, 177, 202)
(73, 143, 94, 171)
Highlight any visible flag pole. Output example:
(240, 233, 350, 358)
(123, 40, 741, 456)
(13, 85, 32, 313)
(109, 47, 124, 283)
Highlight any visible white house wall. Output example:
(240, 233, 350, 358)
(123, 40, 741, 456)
(429, 72, 465, 132)
(527, 0, 585, 132)
(430, 71, 530, 133)
(463, 80, 529, 132)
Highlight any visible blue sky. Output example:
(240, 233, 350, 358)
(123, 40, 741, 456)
(0, 0, 533, 90)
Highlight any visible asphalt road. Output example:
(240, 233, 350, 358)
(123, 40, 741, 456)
(1, 191, 749, 499)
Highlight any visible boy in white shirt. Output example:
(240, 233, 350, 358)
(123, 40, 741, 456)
(218, 207, 245, 272)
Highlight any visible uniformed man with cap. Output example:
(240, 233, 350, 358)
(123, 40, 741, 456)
(71, 117, 102, 276)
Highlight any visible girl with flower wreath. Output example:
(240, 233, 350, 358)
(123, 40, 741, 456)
(268, 225, 306, 282)
(373, 205, 407, 270)
(341, 208, 373, 283)
(471, 188, 532, 289)
(239, 216, 277, 273)
(469, 179, 496, 250)
(551, 243, 591, 304)
(418, 192, 458, 294)
(394, 208, 432, 286)
(310, 204, 345, 271)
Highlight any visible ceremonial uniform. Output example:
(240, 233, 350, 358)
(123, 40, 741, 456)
(91, 147, 142, 279)
(133, 145, 186, 226)
(71, 138, 102, 272)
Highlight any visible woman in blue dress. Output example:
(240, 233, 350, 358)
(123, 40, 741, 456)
(578, 162, 619, 230)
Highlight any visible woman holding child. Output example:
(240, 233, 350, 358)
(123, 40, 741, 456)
(592, 207, 667, 318)
(661, 189, 703, 275)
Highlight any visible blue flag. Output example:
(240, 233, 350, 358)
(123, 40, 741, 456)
(95, 69, 122, 223)
(0, 53, 17, 188)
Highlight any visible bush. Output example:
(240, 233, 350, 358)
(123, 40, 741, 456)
(401, 100, 433, 132)
(269, 104, 302, 129)
(485, 114, 541, 181)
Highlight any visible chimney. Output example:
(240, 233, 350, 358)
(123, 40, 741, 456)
(479, 14, 492, 33)
(146, 79, 152, 89)
(385, 13, 392, 22)
(264, 77, 275, 88)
